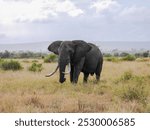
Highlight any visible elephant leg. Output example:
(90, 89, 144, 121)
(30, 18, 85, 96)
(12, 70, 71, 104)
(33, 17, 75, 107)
(73, 66, 81, 84)
(95, 60, 103, 82)
(83, 73, 89, 83)
(70, 64, 74, 83)
(73, 58, 85, 84)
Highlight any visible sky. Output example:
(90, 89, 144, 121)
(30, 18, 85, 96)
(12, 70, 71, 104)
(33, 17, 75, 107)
(0, 0, 150, 44)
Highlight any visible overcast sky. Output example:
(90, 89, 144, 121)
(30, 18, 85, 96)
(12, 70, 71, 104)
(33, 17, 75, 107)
(0, 0, 150, 44)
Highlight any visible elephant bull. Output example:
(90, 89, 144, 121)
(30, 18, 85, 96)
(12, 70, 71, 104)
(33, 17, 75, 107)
(46, 40, 103, 84)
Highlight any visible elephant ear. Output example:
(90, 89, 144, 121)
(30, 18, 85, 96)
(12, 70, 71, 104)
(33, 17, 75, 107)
(48, 41, 62, 55)
(72, 40, 91, 62)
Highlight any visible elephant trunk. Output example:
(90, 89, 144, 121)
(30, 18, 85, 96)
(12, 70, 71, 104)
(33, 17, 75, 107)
(62, 63, 71, 74)
(59, 60, 66, 83)
(58, 50, 71, 83)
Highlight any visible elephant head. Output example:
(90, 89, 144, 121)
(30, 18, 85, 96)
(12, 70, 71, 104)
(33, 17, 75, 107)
(46, 40, 91, 83)
(48, 40, 62, 55)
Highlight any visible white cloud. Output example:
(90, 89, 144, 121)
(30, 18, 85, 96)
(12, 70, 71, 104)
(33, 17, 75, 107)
(0, 33, 6, 38)
(90, 0, 120, 13)
(118, 6, 150, 23)
(49, 0, 84, 17)
(0, 0, 84, 24)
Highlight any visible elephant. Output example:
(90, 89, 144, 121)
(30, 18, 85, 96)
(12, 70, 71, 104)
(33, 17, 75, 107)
(46, 40, 103, 84)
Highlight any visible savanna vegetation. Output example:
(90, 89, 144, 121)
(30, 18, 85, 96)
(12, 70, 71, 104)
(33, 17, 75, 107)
(0, 50, 150, 112)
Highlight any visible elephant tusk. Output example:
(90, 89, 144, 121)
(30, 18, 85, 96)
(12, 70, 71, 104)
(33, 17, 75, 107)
(62, 63, 71, 74)
(45, 65, 59, 77)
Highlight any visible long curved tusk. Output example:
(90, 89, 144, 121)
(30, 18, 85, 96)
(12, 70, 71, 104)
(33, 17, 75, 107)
(45, 65, 59, 77)
(62, 63, 71, 74)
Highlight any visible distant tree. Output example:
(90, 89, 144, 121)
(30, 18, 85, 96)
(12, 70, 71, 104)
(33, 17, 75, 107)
(0, 52, 2, 58)
(20, 52, 28, 58)
(2, 50, 10, 58)
(135, 53, 142, 58)
(0, 50, 47, 59)
(114, 52, 119, 57)
(120, 52, 129, 57)
(143, 51, 149, 57)
(103, 53, 112, 57)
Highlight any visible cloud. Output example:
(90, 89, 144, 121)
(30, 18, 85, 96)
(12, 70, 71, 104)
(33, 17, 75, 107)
(0, 0, 150, 43)
(90, 0, 150, 24)
(117, 6, 150, 23)
(90, 0, 120, 13)
(0, 0, 84, 24)
(0, 33, 6, 38)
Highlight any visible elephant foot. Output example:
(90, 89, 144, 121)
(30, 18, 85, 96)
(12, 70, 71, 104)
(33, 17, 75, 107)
(59, 78, 66, 83)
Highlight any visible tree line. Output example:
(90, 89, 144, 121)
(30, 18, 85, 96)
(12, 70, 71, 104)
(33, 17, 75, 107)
(0, 50, 46, 58)
(103, 51, 150, 58)
(0, 50, 149, 59)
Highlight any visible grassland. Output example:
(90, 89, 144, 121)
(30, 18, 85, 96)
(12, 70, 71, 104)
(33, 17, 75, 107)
(0, 59, 150, 112)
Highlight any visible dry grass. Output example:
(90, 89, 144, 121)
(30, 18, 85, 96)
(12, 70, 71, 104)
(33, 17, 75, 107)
(0, 59, 150, 112)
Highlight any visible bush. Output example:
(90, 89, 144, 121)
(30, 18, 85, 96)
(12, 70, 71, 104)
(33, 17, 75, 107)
(115, 72, 148, 105)
(105, 57, 120, 62)
(121, 71, 133, 81)
(120, 52, 129, 57)
(143, 51, 149, 57)
(103, 53, 112, 57)
(0, 58, 4, 64)
(0, 58, 3, 62)
(44, 54, 58, 63)
(136, 58, 150, 62)
(28, 63, 43, 72)
(114, 71, 134, 84)
(0, 60, 22, 71)
(122, 55, 136, 61)
(121, 84, 148, 105)
(0, 58, 4, 68)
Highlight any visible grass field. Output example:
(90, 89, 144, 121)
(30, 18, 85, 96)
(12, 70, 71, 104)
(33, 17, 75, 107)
(0, 59, 150, 112)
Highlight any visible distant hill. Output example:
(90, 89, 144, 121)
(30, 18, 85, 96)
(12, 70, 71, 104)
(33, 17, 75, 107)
(0, 41, 150, 52)
(0, 41, 50, 52)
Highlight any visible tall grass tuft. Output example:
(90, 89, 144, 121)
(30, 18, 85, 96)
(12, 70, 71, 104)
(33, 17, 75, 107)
(121, 84, 148, 105)
(115, 71, 148, 105)
(120, 71, 133, 81)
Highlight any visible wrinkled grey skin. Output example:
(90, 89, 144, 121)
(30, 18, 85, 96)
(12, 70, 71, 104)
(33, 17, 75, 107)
(48, 40, 103, 84)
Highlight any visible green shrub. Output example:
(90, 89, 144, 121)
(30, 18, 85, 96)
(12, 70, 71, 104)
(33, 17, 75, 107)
(0, 58, 3, 62)
(120, 52, 129, 57)
(105, 57, 120, 62)
(121, 71, 133, 81)
(0, 60, 22, 71)
(103, 53, 112, 57)
(44, 54, 58, 63)
(115, 73, 148, 105)
(0, 58, 4, 68)
(121, 84, 148, 105)
(136, 58, 150, 62)
(0, 58, 4, 64)
(115, 71, 134, 84)
(28, 63, 43, 72)
(122, 55, 136, 61)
